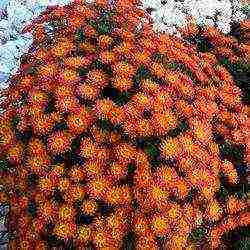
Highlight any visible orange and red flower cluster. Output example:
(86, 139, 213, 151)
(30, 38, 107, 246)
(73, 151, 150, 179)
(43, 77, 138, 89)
(0, 0, 249, 249)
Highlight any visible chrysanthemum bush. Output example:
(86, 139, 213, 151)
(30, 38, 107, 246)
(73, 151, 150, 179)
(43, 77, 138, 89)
(0, 0, 249, 249)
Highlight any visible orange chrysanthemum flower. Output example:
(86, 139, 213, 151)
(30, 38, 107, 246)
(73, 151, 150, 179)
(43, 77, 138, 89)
(47, 131, 71, 155)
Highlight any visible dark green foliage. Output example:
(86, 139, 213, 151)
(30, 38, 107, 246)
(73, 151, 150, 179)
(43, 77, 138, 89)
(233, 239, 250, 250)
(221, 226, 250, 250)
(65, 150, 85, 167)
(178, 119, 189, 132)
(144, 141, 160, 158)
(89, 59, 113, 77)
(96, 16, 115, 35)
(90, 59, 103, 70)
(44, 92, 56, 114)
(96, 18, 112, 35)
(121, 231, 136, 250)
(88, 12, 115, 35)
(75, 29, 85, 43)
(215, 183, 229, 203)
(100, 84, 132, 106)
(74, 199, 83, 210)
(152, 52, 165, 64)
(218, 56, 250, 105)
(234, 183, 248, 200)
(229, 22, 241, 40)
(170, 61, 200, 84)
(70, 135, 83, 153)
(113, 91, 133, 106)
(196, 36, 214, 53)
(109, 35, 123, 49)
(96, 200, 114, 217)
(235, 163, 248, 177)
(150, 156, 162, 170)
(168, 119, 189, 138)
(240, 5, 249, 16)
(219, 140, 246, 164)
(218, 172, 248, 200)
(15, 126, 33, 145)
(46, 234, 65, 247)
(52, 121, 68, 132)
(97, 118, 114, 132)
(183, 30, 214, 53)
(166, 62, 179, 70)
(135, 137, 161, 159)
(188, 226, 206, 242)
(185, 187, 197, 204)
(119, 163, 136, 187)
(87, 19, 97, 29)
(75, 212, 95, 225)
(0, 159, 9, 172)
(27, 200, 37, 218)
(101, 62, 113, 76)
(156, 236, 168, 250)
(218, 56, 230, 66)
(127, 163, 136, 175)
(90, 59, 113, 76)
(78, 67, 89, 77)
(101, 85, 120, 100)
(27, 173, 39, 188)
(11, 115, 21, 129)
(212, 132, 224, 144)
(183, 67, 199, 84)
(228, 62, 249, 105)
(135, 137, 162, 171)
(64, 133, 86, 167)
(133, 65, 151, 85)
(118, 175, 134, 187)
(52, 154, 65, 164)
(26, 66, 38, 76)
(52, 189, 65, 205)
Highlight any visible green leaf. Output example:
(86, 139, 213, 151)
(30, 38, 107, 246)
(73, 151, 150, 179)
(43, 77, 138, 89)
(88, 19, 97, 28)
(75, 29, 85, 43)
(188, 226, 206, 242)
(240, 5, 250, 16)
(97, 118, 113, 132)
(26, 66, 38, 76)
(113, 91, 133, 106)
(234, 239, 250, 250)
(78, 68, 89, 77)
(0, 160, 8, 171)
(121, 231, 136, 250)
(144, 142, 160, 158)
(217, 184, 229, 201)
(167, 62, 178, 70)
(127, 163, 136, 174)
(11, 115, 21, 129)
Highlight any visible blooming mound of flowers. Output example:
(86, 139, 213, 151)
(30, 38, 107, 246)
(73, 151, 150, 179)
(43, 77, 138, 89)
(0, 0, 249, 249)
